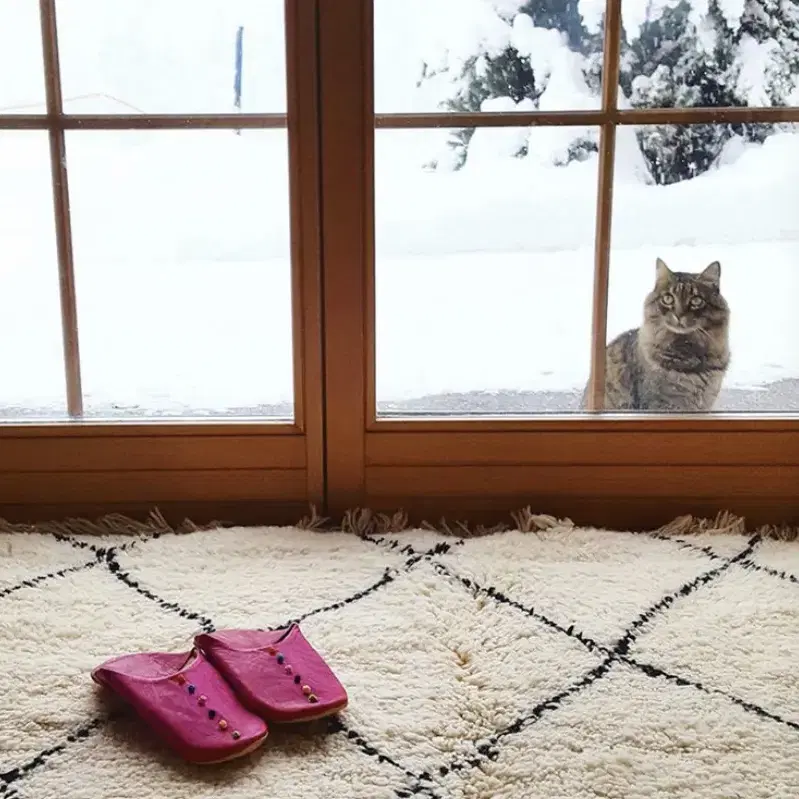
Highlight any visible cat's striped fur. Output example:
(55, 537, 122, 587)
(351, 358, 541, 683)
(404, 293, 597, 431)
(585, 258, 730, 412)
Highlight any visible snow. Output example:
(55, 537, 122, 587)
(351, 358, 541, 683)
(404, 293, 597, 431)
(736, 34, 778, 106)
(511, 16, 563, 77)
(0, 2, 45, 112)
(622, 0, 684, 41)
(578, 0, 605, 35)
(57, 0, 287, 115)
(375, 127, 799, 402)
(717, 0, 746, 29)
(686, 0, 711, 34)
(375, 0, 513, 113)
(619, 0, 744, 44)
(533, 38, 599, 111)
(377, 243, 799, 400)
(694, 12, 720, 54)
(0, 131, 293, 415)
(1, 0, 798, 417)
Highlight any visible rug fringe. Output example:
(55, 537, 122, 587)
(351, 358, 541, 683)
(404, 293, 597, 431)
(0, 508, 215, 539)
(296, 505, 330, 531)
(331, 507, 796, 541)
(653, 511, 797, 542)
(0, 505, 795, 542)
(655, 510, 747, 538)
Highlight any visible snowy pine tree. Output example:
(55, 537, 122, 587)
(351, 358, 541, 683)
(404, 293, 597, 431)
(434, 46, 536, 167)
(736, 0, 799, 105)
(422, 0, 601, 169)
(624, 0, 744, 184)
(419, 0, 799, 181)
(627, 0, 799, 183)
(516, 0, 589, 51)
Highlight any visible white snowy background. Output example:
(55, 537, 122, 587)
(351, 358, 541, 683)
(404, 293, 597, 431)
(0, 0, 797, 417)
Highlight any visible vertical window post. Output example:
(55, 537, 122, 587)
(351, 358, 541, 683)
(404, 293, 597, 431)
(587, 0, 622, 412)
(39, 0, 83, 417)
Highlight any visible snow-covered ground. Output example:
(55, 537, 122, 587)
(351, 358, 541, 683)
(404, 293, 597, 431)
(0, 1, 798, 417)
(375, 127, 799, 404)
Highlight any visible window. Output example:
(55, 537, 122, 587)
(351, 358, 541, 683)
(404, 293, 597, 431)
(374, 1, 604, 416)
(320, 0, 799, 526)
(2, 0, 797, 529)
(0, 0, 323, 521)
(3, 0, 293, 420)
(371, 0, 799, 417)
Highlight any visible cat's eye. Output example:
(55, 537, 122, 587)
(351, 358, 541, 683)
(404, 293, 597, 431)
(660, 293, 675, 307)
(689, 296, 705, 309)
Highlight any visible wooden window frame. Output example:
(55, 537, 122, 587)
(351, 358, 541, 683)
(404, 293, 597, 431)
(1, 0, 797, 529)
(320, 0, 799, 529)
(0, 0, 324, 524)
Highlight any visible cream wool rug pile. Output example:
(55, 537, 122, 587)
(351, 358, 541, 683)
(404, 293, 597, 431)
(0, 514, 797, 799)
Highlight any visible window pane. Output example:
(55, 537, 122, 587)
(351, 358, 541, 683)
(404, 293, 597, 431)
(606, 122, 799, 413)
(0, 3, 46, 111)
(375, 0, 603, 113)
(0, 133, 66, 419)
(621, 0, 799, 108)
(56, 0, 286, 114)
(375, 126, 598, 416)
(67, 130, 293, 418)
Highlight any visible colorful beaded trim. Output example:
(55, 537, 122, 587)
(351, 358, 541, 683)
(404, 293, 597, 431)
(170, 674, 240, 741)
(267, 648, 318, 703)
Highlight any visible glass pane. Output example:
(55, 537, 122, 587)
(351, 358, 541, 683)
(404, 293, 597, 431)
(67, 130, 293, 418)
(56, 0, 286, 114)
(621, 0, 799, 108)
(375, 0, 603, 113)
(375, 126, 599, 416)
(0, 3, 46, 111)
(0, 133, 66, 419)
(606, 122, 799, 413)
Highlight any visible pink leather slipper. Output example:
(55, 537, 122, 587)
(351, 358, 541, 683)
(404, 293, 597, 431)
(194, 624, 348, 724)
(91, 648, 268, 764)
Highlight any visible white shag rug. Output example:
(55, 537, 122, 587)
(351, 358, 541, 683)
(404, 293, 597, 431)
(0, 520, 797, 799)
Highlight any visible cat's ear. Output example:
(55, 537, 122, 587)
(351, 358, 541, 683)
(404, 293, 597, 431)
(655, 257, 672, 287)
(699, 261, 721, 287)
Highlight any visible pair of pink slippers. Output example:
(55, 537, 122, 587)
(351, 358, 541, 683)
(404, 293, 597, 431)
(91, 624, 348, 764)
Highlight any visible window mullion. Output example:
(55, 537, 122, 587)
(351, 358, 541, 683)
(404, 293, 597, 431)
(39, 0, 83, 417)
(588, 0, 623, 412)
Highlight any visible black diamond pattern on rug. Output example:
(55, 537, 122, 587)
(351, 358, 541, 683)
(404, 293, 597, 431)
(0, 524, 796, 799)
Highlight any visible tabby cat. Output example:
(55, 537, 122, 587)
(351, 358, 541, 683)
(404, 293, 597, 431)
(584, 258, 730, 412)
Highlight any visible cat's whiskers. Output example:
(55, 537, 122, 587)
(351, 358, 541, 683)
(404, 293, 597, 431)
(582, 257, 730, 412)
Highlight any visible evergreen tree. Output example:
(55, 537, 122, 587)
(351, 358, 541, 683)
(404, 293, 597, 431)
(627, 0, 798, 183)
(423, 0, 599, 169)
(419, 0, 799, 181)
(514, 0, 587, 51)
(738, 0, 799, 105)
(625, 0, 744, 184)
(436, 47, 536, 168)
